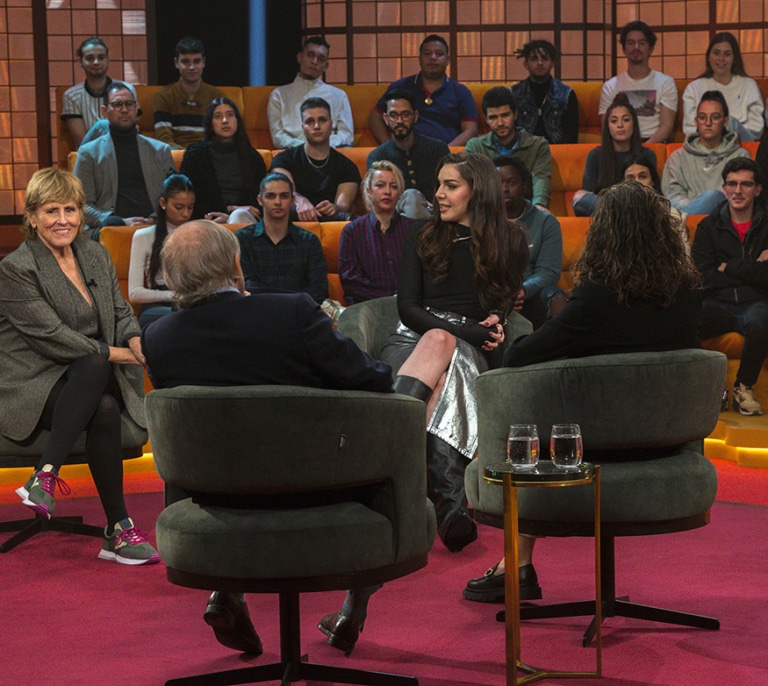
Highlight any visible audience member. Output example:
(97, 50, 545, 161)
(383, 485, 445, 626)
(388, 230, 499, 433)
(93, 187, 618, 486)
(74, 81, 175, 234)
(511, 39, 579, 144)
(180, 97, 266, 224)
(270, 97, 360, 222)
(141, 219, 393, 656)
(236, 173, 328, 303)
(495, 156, 566, 329)
(367, 88, 450, 219)
(692, 157, 768, 416)
(573, 93, 656, 216)
(369, 34, 478, 146)
(683, 32, 764, 142)
(339, 161, 411, 304)
(0, 168, 159, 566)
(662, 91, 748, 215)
(465, 87, 552, 209)
(128, 174, 195, 327)
(599, 21, 677, 143)
(382, 152, 529, 553)
(268, 35, 354, 149)
(61, 37, 112, 149)
(464, 182, 702, 603)
(153, 36, 225, 149)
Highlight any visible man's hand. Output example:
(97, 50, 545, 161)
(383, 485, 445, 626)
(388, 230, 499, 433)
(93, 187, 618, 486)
(315, 200, 338, 217)
(513, 287, 526, 312)
(295, 194, 319, 222)
(204, 211, 230, 224)
(757, 250, 768, 263)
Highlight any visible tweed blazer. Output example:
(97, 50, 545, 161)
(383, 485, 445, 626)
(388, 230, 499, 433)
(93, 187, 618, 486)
(74, 131, 175, 228)
(0, 236, 144, 441)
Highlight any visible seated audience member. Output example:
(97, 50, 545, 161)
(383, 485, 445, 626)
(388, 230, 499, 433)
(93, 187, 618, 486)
(621, 153, 689, 249)
(662, 91, 749, 215)
(511, 39, 579, 144)
(600, 21, 677, 143)
(61, 37, 112, 149)
(128, 174, 195, 327)
(683, 32, 764, 142)
(268, 35, 353, 149)
(236, 173, 328, 303)
(180, 98, 266, 225)
(367, 88, 450, 220)
(339, 161, 411, 304)
(141, 220, 393, 656)
(0, 168, 159, 566)
(270, 97, 360, 222)
(464, 181, 702, 603)
(153, 36, 226, 149)
(74, 81, 175, 235)
(495, 156, 566, 329)
(573, 93, 656, 216)
(692, 157, 768, 416)
(466, 87, 552, 210)
(368, 34, 478, 146)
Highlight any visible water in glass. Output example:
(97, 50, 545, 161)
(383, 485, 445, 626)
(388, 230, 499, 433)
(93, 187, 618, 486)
(507, 424, 539, 469)
(550, 423, 583, 470)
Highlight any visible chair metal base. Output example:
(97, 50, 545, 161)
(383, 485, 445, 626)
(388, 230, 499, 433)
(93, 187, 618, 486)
(496, 535, 720, 647)
(166, 592, 417, 686)
(0, 514, 104, 553)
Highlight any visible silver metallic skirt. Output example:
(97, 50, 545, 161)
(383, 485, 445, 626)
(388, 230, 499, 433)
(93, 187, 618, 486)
(382, 308, 489, 460)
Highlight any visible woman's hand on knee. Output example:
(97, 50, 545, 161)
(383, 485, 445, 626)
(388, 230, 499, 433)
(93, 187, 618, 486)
(108, 345, 144, 366)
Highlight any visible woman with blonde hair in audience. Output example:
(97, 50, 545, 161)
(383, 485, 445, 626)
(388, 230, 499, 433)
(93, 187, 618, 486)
(128, 173, 195, 327)
(338, 160, 412, 304)
(0, 168, 158, 565)
(573, 93, 656, 216)
(383, 152, 529, 552)
(682, 31, 764, 142)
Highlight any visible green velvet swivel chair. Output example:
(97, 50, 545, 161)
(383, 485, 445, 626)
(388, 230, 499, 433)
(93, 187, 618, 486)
(146, 384, 436, 686)
(465, 349, 727, 645)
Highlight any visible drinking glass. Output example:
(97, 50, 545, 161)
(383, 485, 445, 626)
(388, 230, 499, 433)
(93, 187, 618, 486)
(550, 423, 583, 470)
(507, 424, 539, 469)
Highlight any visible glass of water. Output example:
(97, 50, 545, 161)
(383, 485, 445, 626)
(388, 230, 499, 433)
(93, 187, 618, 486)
(550, 423, 583, 470)
(507, 424, 539, 469)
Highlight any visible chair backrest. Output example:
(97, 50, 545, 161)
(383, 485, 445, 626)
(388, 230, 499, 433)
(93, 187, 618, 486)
(146, 384, 430, 561)
(476, 349, 727, 460)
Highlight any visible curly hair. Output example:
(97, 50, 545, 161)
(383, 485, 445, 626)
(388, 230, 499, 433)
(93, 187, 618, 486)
(575, 181, 701, 306)
(417, 152, 529, 313)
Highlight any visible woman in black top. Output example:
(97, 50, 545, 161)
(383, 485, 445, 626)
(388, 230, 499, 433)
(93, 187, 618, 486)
(180, 97, 267, 224)
(383, 152, 529, 552)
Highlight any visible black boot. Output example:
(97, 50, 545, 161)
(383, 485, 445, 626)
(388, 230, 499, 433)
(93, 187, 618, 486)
(392, 375, 433, 402)
(426, 433, 477, 552)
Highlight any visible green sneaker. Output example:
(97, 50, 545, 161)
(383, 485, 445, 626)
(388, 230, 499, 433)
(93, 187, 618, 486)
(15, 468, 70, 519)
(98, 517, 160, 566)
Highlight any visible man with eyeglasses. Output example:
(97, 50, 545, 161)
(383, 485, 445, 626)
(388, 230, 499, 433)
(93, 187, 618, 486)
(599, 21, 677, 143)
(692, 157, 768, 416)
(268, 35, 354, 149)
(74, 81, 175, 236)
(368, 34, 478, 146)
(662, 91, 749, 215)
(367, 89, 450, 219)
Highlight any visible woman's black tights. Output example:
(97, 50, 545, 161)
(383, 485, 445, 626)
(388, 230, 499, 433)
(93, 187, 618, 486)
(38, 353, 128, 527)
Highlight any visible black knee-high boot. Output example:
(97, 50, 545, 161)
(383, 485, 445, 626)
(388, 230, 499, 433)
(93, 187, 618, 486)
(425, 433, 477, 552)
(393, 375, 477, 552)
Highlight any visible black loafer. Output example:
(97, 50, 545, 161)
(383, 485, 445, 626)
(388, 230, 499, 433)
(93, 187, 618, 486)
(463, 563, 542, 603)
(317, 609, 363, 655)
(204, 591, 263, 655)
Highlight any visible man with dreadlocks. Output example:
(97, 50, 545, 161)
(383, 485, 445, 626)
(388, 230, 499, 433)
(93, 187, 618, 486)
(510, 39, 579, 144)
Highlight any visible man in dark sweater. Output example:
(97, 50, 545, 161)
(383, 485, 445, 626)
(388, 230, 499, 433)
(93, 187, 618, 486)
(74, 81, 175, 236)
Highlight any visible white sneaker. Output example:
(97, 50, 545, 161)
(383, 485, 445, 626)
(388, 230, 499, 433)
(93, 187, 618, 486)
(732, 383, 763, 416)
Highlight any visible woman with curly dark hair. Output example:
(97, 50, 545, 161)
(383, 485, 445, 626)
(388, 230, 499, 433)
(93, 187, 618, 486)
(464, 181, 702, 605)
(180, 97, 267, 224)
(383, 152, 529, 553)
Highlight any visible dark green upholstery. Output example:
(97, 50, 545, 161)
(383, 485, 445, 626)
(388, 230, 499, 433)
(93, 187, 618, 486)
(464, 349, 727, 642)
(146, 384, 436, 685)
(0, 365, 147, 553)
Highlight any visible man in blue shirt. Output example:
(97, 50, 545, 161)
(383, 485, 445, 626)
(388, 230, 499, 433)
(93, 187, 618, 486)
(368, 35, 478, 146)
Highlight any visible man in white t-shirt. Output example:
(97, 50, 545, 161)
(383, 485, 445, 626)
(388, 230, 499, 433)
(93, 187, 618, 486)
(599, 21, 677, 143)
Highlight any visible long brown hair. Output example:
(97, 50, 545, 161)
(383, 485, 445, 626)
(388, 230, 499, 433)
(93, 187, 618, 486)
(575, 181, 701, 305)
(417, 152, 528, 312)
(596, 93, 643, 192)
